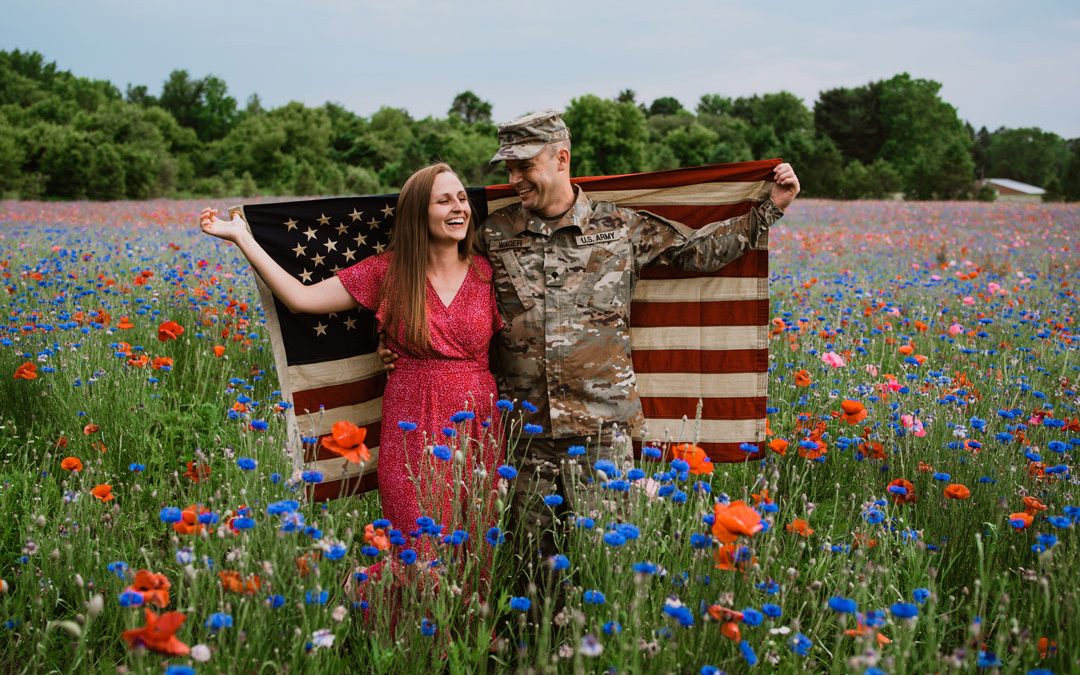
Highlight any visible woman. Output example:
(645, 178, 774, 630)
(199, 163, 503, 558)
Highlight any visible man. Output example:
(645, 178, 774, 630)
(389, 109, 800, 558)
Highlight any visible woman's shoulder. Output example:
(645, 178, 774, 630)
(470, 254, 493, 279)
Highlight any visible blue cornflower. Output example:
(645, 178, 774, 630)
(399, 549, 417, 565)
(603, 531, 626, 547)
(267, 500, 300, 515)
(739, 639, 758, 666)
(663, 601, 695, 627)
(790, 632, 813, 656)
(118, 590, 144, 607)
(643, 446, 662, 459)
(976, 651, 1001, 668)
(398, 421, 418, 431)
(432, 445, 453, 461)
(325, 543, 347, 560)
(231, 517, 255, 530)
(576, 517, 595, 529)
(301, 470, 323, 483)
(671, 458, 690, 473)
(128, 463, 145, 472)
(198, 511, 219, 525)
(420, 618, 437, 636)
(543, 494, 564, 507)
(567, 444, 586, 456)
(689, 533, 711, 549)
(205, 613, 233, 631)
(633, 561, 657, 575)
(913, 588, 931, 605)
(164, 667, 195, 675)
(485, 527, 505, 546)
(741, 608, 764, 626)
(107, 561, 129, 578)
(627, 468, 645, 480)
(863, 508, 885, 524)
(496, 465, 518, 480)
(762, 603, 782, 618)
(603, 621, 622, 635)
(266, 594, 286, 608)
(932, 472, 950, 481)
(361, 545, 380, 557)
(583, 590, 605, 605)
(523, 423, 543, 434)
(828, 596, 858, 613)
(159, 507, 182, 523)
(236, 457, 257, 470)
(495, 399, 514, 412)
(442, 530, 469, 546)
(509, 596, 531, 611)
(305, 590, 329, 605)
(450, 410, 475, 423)
(550, 554, 570, 571)
(890, 602, 918, 619)
(249, 419, 268, 431)
(521, 401, 538, 413)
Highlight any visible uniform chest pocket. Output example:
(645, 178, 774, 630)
(495, 251, 536, 324)
(575, 246, 629, 310)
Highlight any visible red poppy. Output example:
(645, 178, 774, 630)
(127, 354, 149, 368)
(797, 438, 828, 461)
(917, 461, 933, 473)
(122, 609, 189, 656)
(183, 461, 211, 483)
(117, 316, 134, 329)
(212, 345, 226, 358)
(60, 456, 83, 472)
(671, 443, 714, 475)
(1022, 496, 1047, 515)
(943, 484, 971, 500)
(1009, 512, 1034, 529)
(321, 421, 370, 464)
(711, 501, 763, 544)
(768, 438, 789, 456)
(296, 551, 321, 577)
(126, 570, 171, 608)
(721, 621, 742, 642)
(83, 423, 99, 435)
(898, 344, 914, 356)
(218, 570, 262, 595)
(713, 542, 755, 572)
(794, 370, 812, 387)
(786, 518, 814, 537)
(886, 478, 917, 505)
(157, 320, 184, 342)
(151, 357, 174, 370)
(91, 484, 114, 502)
(13, 362, 37, 380)
(840, 400, 868, 425)
(750, 489, 772, 506)
(844, 618, 892, 646)
(364, 523, 390, 551)
(173, 505, 210, 536)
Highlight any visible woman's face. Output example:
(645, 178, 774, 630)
(427, 172, 471, 246)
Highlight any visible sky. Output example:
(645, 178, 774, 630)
(2, 0, 1078, 138)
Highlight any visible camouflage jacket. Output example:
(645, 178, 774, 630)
(479, 186, 784, 439)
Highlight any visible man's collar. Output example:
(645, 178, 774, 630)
(520, 186, 593, 237)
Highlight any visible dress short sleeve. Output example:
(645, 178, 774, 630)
(335, 254, 389, 312)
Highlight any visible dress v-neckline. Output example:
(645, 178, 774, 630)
(428, 265, 470, 310)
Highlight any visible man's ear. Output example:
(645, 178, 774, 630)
(556, 147, 572, 172)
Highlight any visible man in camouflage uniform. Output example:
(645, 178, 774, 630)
(483, 110, 801, 558)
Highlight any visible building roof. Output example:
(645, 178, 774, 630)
(985, 178, 1045, 195)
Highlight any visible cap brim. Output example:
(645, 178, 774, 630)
(489, 141, 547, 165)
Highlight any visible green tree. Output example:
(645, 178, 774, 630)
(563, 95, 650, 176)
(984, 127, 1069, 187)
(1061, 139, 1080, 201)
(158, 70, 238, 142)
(448, 91, 493, 125)
(647, 96, 685, 117)
(814, 81, 885, 165)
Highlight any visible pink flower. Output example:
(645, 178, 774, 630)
(948, 323, 964, 337)
(821, 352, 846, 368)
(962, 296, 975, 306)
(987, 282, 1000, 295)
(900, 414, 926, 437)
(865, 364, 879, 377)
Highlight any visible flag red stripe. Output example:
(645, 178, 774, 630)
(631, 348, 766, 374)
(292, 374, 386, 414)
(310, 472, 379, 502)
(305, 422, 383, 462)
(632, 202, 762, 227)
(484, 159, 781, 199)
(633, 440, 764, 463)
(639, 249, 767, 279)
(631, 299, 768, 327)
(641, 396, 767, 421)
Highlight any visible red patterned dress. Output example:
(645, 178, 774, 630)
(336, 253, 503, 552)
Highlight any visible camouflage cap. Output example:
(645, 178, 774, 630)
(489, 109, 571, 165)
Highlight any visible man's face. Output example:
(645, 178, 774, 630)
(505, 147, 565, 217)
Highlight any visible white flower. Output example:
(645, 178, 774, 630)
(309, 628, 335, 650)
(331, 605, 347, 622)
(191, 644, 211, 662)
(578, 634, 603, 657)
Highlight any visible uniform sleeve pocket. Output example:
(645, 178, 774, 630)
(576, 247, 625, 309)
(496, 251, 535, 323)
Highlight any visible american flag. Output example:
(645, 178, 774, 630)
(235, 159, 777, 500)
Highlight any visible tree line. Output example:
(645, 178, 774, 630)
(2, 49, 1078, 201)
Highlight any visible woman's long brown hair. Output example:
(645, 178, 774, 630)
(380, 163, 477, 355)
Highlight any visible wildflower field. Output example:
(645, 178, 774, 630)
(0, 198, 1076, 674)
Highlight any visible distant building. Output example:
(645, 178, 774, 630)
(980, 178, 1045, 201)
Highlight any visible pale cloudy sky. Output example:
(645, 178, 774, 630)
(3, 0, 1078, 137)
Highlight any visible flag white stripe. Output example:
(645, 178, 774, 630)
(287, 353, 384, 393)
(629, 325, 766, 351)
(294, 399, 383, 438)
(636, 372, 765, 398)
(640, 418, 764, 444)
(633, 277, 767, 302)
(486, 180, 769, 212)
